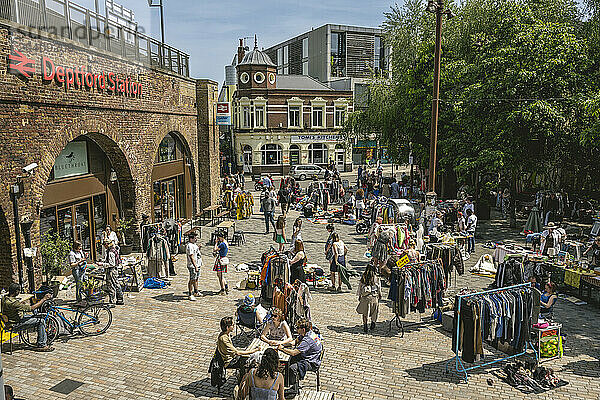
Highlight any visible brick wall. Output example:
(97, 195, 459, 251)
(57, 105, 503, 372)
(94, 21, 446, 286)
(0, 22, 217, 289)
(196, 79, 221, 208)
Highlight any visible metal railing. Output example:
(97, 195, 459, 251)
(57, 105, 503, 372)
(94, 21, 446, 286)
(0, 0, 190, 77)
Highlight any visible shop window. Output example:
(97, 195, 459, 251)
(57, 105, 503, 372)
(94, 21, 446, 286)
(92, 194, 106, 258)
(289, 106, 301, 128)
(312, 106, 324, 128)
(255, 106, 265, 128)
(242, 106, 252, 128)
(40, 207, 57, 239)
(177, 175, 186, 219)
(261, 144, 282, 165)
(335, 106, 346, 127)
(308, 143, 328, 164)
(289, 145, 300, 165)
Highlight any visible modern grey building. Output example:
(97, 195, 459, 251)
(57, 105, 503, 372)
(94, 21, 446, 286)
(263, 24, 390, 107)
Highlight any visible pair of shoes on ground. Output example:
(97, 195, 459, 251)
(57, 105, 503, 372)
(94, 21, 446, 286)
(189, 291, 203, 301)
(36, 345, 54, 352)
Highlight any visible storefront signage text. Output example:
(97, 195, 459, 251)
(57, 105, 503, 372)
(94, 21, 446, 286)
(291, 134, 341, 143)
(8, 48, 143, 98)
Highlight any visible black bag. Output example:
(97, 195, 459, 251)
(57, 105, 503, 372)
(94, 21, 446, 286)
(208, 349, 226, 387)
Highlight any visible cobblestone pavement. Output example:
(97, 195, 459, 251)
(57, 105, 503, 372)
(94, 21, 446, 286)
(3, 199, 600, 400)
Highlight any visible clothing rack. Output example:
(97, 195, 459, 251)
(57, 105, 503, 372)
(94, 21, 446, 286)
(445, 282, 537, 382)
(388, 260, 442, 337)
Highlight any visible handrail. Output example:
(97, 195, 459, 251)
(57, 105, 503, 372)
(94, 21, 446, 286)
(1, 0, 190, 77)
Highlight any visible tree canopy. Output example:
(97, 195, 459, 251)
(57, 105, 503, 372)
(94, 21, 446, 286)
(346, 0, 600, 196)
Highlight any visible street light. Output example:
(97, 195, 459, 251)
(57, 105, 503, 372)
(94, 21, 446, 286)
(148, 0, 165, 66)
(426, 0, 454, 194)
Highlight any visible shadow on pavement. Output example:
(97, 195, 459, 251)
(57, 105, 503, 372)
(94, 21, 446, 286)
(406, 358, 502, 384)
(561, 359, 600, 378)
(180, 376, 231, 398)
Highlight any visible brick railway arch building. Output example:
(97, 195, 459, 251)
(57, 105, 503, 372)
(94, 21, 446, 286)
(0, 20, 220, 289)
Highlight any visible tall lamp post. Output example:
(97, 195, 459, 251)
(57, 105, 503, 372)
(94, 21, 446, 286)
(426, 0, 454, 194)
(148, 0, 165, 65)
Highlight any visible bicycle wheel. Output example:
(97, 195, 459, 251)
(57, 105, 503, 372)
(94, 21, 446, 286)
(78, 304, 112, 336)
(18, 315, 58, 347)
(45, 315, 60, 345)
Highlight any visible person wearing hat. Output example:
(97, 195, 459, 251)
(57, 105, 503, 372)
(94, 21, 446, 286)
(240, 293, 268, 325)
(540, 222, 561, 256)
(584, 236, 600, 269)
(213, 233, 229, 295)
(186, 232, 202, 301)
(1, 283, 54, 351)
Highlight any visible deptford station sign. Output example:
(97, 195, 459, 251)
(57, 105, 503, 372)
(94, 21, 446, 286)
(8, 48, 143, 98)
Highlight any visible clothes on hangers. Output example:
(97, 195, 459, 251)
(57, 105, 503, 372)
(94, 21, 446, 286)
(452, 287, 534, 363)
(388, 261, 446, 318)
(147, 234, 170, 278)
(426, 243, 465, 282)
(494, 257, 525, 288)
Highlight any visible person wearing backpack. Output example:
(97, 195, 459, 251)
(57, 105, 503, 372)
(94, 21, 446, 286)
(356, 266, 381, 333)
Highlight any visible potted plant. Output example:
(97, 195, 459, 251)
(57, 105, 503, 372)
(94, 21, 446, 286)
(116, 217, 134, 255)
(39, 232, 71, 296)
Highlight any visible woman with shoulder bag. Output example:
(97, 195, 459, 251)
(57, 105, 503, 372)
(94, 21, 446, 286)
(213, 233, 230, 295)
(356, 266, 381, 333)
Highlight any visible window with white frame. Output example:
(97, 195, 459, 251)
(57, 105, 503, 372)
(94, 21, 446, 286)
(242, 106, 251, 128)
(261, 144, 282, 165)
(308, 143, 328, 164)
(255, 105, 265, 128)
(283, 46, 289, 64)
(289, 106, 301, 128)
(277, 48, 283, 66)
(335, 106, 346, 127)
(312, 106, 324, 128)
(302, 61, 308, 75)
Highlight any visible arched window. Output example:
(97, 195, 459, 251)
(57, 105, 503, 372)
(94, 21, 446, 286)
(156, 133, 184, 163)
(289, 144, 300, 165)
(308, 143, 328, 164)
(261, 144, 282, 165)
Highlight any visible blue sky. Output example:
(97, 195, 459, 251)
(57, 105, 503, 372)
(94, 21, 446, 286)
(76, 0, 394, 82)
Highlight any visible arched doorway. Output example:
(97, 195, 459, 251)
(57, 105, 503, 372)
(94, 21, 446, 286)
(151, 132, 195, 223)
(335, 144, 345, 171)
(289, 144, 300, 166)
(40, 134, 134, 261)
(242, 145, 253, 174)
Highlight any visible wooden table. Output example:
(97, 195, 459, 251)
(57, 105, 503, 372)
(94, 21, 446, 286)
(246, 337, 291, 362)
(200, 205, 221, 225)
(216, 220, 236, 240)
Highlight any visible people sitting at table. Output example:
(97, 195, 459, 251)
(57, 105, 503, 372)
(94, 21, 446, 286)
(239, 294, 268, 325)
(277, 318, 322, 397)
(217, 317, 259, 377)
(289, 240, 307, 284)
(540, 282, 558, 317)
(1, 283, 54, 352)
(237, 348, 285, 400)
(260, 308, 293, 347)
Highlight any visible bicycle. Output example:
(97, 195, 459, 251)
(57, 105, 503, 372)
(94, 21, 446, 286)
(20, 293, 113, 346)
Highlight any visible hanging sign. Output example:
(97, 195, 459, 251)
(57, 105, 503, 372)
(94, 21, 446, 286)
(216, 102, 231, 125)
(53, 141, 89, 179)
(396, 254, 410, 268)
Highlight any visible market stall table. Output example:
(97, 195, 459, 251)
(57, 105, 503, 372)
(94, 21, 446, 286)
(216, 220, 236, 240)
(579, 274, 600, 306)
(200, 205, 221, 226)
(532, 323, 563, 364)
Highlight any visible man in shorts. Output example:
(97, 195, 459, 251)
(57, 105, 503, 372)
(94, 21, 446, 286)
(186, 232, 202, 301)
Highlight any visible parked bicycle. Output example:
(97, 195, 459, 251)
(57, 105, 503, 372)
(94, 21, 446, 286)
(19, 291, 113, 347)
